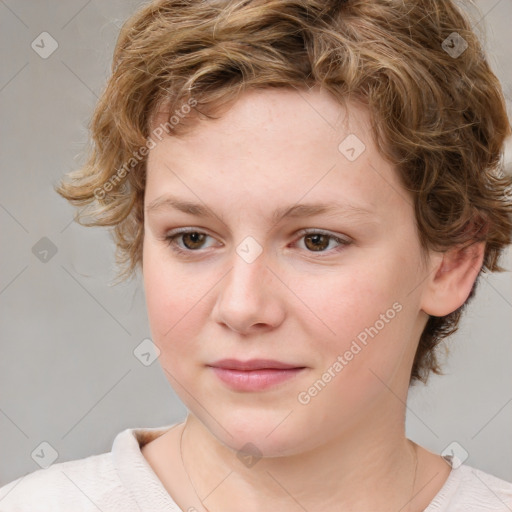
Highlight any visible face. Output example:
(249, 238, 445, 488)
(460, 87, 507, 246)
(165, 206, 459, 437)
(142, 87, 430, 456)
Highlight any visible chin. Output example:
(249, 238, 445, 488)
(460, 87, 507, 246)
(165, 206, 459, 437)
(194, 406, 321, 458)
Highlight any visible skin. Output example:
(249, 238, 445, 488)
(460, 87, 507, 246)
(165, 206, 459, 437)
(140, 86, 484, 511)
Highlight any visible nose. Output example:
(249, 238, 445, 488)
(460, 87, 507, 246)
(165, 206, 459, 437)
(211, 244, 286, 335)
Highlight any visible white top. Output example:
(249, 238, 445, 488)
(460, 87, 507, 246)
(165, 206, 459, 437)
(1, 423, 511, 511)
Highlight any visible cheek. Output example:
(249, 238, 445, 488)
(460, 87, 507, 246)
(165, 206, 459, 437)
(143, 242, 202, 349)
(306, 264, 400, 340)
(303, 258, 414, 383)
(292, 271, 412, 431)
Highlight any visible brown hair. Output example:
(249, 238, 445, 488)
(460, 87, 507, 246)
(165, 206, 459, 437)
(56, 0, 512, 384)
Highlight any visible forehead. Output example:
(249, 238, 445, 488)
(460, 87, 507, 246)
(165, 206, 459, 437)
(145, 87, 410, 221)
(149, 87, 370, 154)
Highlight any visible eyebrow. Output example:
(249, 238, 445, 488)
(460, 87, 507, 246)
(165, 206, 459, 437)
(145, 194, 375, 224)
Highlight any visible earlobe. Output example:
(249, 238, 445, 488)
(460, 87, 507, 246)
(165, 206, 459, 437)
(420, 241, 485, 317)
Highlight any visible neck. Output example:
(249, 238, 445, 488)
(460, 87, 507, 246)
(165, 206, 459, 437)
(180, 403, 419, 512)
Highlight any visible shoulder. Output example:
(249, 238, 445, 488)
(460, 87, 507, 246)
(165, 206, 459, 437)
(426, 461, 512, 511)
(0, 424, 179, 512)
(0, 451, 138, 512)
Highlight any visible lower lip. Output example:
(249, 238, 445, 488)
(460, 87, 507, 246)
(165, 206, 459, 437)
(209, 367, 305, 391)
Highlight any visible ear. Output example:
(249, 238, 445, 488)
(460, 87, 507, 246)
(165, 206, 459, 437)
(420, 241, 485, 317)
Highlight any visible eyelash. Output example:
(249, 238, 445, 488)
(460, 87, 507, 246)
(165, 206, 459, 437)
(163, 228, 351, 258)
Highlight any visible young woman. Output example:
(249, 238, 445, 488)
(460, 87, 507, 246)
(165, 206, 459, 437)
(1, 0, 511, 510)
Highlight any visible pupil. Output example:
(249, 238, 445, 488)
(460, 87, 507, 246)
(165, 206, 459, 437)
(307, 234, 327, 251)
(185, 232, 204, 248)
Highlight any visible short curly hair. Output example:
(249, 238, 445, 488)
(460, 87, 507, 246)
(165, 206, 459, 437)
(56, 0, 512, 385)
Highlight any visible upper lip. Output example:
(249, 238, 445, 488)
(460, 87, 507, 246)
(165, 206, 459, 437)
(208, 359, 305, 370)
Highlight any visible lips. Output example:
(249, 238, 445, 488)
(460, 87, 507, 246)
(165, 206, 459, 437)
(208, 358, 304, 371)
(207, 359, 306, 391)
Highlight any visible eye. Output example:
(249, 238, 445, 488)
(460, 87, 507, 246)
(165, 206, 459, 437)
(293, 229, 352, 254)
(164, 229, 215, 254)
(163, 228, 351, 257)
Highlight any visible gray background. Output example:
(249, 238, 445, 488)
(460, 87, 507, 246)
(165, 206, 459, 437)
(1, 0, 511, 488)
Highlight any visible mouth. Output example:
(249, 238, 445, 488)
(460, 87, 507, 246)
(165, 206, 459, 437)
(207, 359, 307, 391)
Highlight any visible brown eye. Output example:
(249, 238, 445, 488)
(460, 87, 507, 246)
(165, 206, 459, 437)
(304, 233, 330, 252)
(181, 232, 207, 250)
(295, 230, 352, 255)
(164, 230, 213, 255)
(164, 228, 351, 258)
